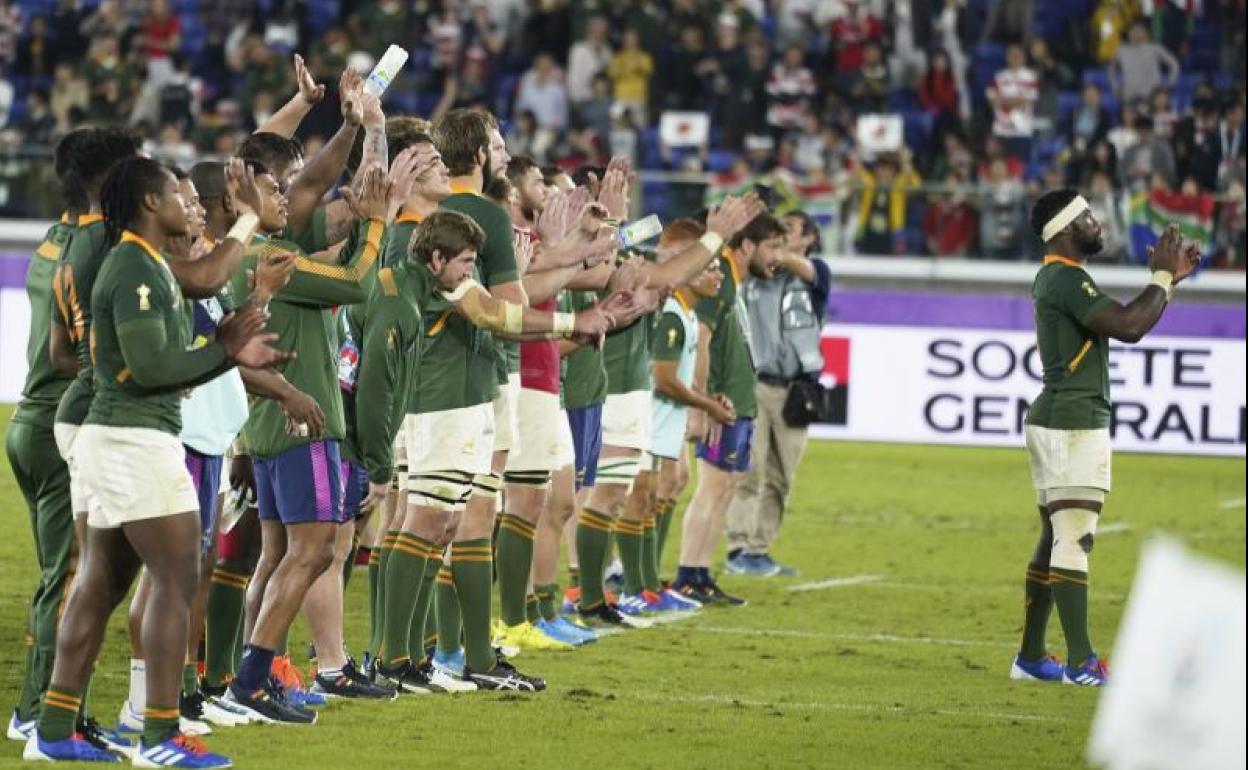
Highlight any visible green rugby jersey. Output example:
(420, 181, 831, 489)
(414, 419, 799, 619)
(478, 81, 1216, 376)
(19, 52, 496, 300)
(12, 219, 76, 428)
(354, 262, 440, 483)
(1026, 255, 1115, 430)
(604, 307, 654, 395)
(231, 218, 385, 458)
(441, 189, 520, 384)
(53, 216, 112, 426)
(694, 253, 757, 419)
(283, 205, 331, 255)
(86, 232, 231, 435)
(560, 290, 608, 410)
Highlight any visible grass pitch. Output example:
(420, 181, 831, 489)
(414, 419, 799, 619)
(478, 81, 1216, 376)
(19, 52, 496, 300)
(0, 404, 1243, 769)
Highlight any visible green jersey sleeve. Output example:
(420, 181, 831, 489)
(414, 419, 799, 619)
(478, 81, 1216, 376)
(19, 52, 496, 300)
(355, 288, 414, 484)
(254, 219, 385, 307)
(283, 206, 331, 254)
(1047, 268, 1115, 327)
(651, 312, 686, 362)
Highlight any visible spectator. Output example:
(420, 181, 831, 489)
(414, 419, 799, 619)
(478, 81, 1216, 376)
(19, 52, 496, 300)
(78, 0, 128, 42)
(607, 27, 653, 125)
(930, 130, 974, 182)
(18, 89, 55, 146)
(829, 0, 884, 76)
(567, 14, 611, 107)
(669, 0, 708, 35)
(463, 2, 506, 67)
(432, 52, 493, 121)
(576, 73, 614, 147)
(793, 111, 828, 175)
(1120, 115, 1177, 191)
(853, 151, 921, 256)
(1086, 170, 1129, 262)
(149, 121, 197, 167)
(718, 36, 770, 151)
(664, 25, 707, 110)
(922, 171, 978, 256)
(978, 157, 1028, 259)
(703, 14, 750, 126)
(888, 0, 931, 89)
(51, 0, 89, 69)
(309, 25, 351, 82)
(426, 0, 465, 77)
(917, 49, 958, 123)
(977, 135, 1025, 179)
(1149, 86, 1179, 140)
(845, 42, 889, 113)
(766, 45, 817, 133)
(1073, 137, 1120, 187)
(138, 0, 181, 71)
(1216, 99, 1245, 191)
(239, 39, 293, 116)
(49, 62, 89, 135)
(15, 15, 52, 78)
(987, 43, 1038, 161)
(1111, 21, 1180, 104)
(0, 1, 18, 68)
(1027, 38, 1069, 136)
(980, 0, 1032, 45)
(1173, 96, 1222, 191)
(1212, 178, 1245, 266)
(1091, 0, 1133, 63)
(82, 36, 137, 123)
(1067, 83, 1111, 154)
(505, 108, 548, 159)
(719, 0, 758, 34)
(519, 0, 572, 61)
(608, 102, 639, 165)
(515, 53, 569, 133)
(1106, 99, 1141, 159)
(349, 0, 408, 60)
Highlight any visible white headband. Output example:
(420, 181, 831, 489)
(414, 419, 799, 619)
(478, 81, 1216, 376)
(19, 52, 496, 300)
(1041, 195, 1090, 242)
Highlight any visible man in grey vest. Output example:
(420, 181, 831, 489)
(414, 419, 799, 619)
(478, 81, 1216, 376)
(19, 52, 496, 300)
(725, 211, 831, 577)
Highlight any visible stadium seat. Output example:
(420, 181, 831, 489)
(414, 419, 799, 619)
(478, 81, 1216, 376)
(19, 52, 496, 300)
(707, 149, 735, 173)
(1082, 68, 1112, 94)
(900, 110, 934, 154)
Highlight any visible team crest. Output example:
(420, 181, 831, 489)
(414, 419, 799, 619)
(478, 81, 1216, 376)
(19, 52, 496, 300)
(1081, 281, 1098, 298)
(137, 284, 151, 311)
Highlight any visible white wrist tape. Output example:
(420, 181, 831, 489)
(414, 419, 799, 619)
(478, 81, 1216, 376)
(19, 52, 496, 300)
(553, 312, 576, 336)
(226, 212, 260, 247)
(1150, 270, 1174, 301)
(699, 232, 724, 255)
(1041, 196, 1090, 242)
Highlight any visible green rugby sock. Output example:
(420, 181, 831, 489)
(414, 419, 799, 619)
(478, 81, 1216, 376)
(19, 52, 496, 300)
(408, 554, 440, 661)
(434, 566, 461, 654)
(366, 546, 382, 655)
(381, 533, 433, 666)
(495, 514, 537, 626)
(370, 531, 399, 656)
(1019, 563, 1054, 661)
(576, 508, 613, 609)
(182, 662, 198, 698)
(613, 518, 645, 595)
(205, 566, 248, 686)
(1051, 567, 1094, 664)
(525, 593, 540, 623)
(641, 514, 661, 592)
(341, 531, 361, 589)
(142, 704, 179, 747)
(567, 566, 580, 589)
(535, 583, 560, 621)
(451, 538, 495, 673)
(38, 686, 83, 741)
(655, 498, 677, 563)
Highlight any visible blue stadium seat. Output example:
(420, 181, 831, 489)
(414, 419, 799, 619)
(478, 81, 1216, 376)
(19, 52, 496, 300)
(707, 150, 735, 173)
(900, 110, 934, 154)
(1057, 89, 1082, 123)
(1082, 68, 1112, 94)
(640, 127, 661, 170)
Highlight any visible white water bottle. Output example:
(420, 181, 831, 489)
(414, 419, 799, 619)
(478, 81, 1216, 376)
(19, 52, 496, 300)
(363, 44, 409, 97)
(617, 214, 663, 250)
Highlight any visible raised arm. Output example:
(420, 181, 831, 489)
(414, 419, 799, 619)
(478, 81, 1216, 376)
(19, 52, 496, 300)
(254, 54, 325, 138)
(641, 193, 763, 293)
(284, 68, 366, 237)
(1083, 225, 1198, 343)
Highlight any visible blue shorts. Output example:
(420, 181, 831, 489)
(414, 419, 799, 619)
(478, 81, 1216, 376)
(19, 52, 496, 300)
(255, 440, 346, 525)
(184, 447, 223, 553)
(695, 417, 754, 473)
(567, 404, 603, 490)
(341, 459, 369, 519)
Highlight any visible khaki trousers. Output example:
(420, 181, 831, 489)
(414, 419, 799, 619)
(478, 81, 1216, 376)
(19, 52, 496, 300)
(725, 381, 811, 554)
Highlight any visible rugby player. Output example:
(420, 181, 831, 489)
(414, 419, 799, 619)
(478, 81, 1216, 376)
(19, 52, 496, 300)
(1011, 190, 1200, 687)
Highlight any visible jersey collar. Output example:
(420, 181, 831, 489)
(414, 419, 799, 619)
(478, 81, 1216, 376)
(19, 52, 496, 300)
(449, 179, 482, 197)
(396, 212, 425, 224)
(673, 289, 693, 313)
(723, 248, 743, 287)
(1043, 254, 1086, 269)
(120, 230, 169, 268)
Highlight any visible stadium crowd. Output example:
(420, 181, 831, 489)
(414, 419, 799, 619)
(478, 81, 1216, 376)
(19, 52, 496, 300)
(0, 0, 1244, 264)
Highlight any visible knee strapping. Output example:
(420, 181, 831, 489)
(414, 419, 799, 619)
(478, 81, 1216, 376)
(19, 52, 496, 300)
(1049, 503, 1101, 572)
(407, 471, 474, 512)
(470, 472, 502, 499)
(503, 470, 552, 489)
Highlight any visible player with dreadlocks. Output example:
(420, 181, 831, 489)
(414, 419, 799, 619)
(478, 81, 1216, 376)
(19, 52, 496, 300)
(25, 156, 289, 767)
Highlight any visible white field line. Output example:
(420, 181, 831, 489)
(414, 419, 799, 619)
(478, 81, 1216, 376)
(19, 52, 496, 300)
(626, 692, 1069, 724)
(686, 624, 1014, 649)
(787, 574, 885, 592)
(1098, 522, 1132, 535)
(1219, 497, 1246, 510)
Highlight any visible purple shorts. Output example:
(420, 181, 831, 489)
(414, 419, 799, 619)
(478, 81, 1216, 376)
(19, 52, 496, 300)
(695, 417, 754, 473)
(255, 440, 345, 525)
(341, 459, 369, 519)
(184, 447, 223, 553)
(567, 404, 603, 490)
